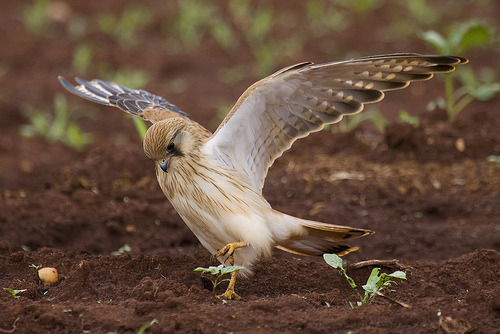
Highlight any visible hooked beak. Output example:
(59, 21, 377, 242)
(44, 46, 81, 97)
(159, 157, 170, 173)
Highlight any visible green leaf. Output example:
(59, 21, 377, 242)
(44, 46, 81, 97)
(194, 265, 224, 275)
(472, 83, 500, 101)
(72, 42, 94, 75)
(420, 31, 448, 53)
(362, 268, 380, 294)
(398, 110, 420, 127)
(220, 266, 244, 275)
(457, 67, 479, 88)
(131, 116, 148, 140)
(248, 8, 273, 42)
(137, 319, 158, 334)
(387, 271, 407, 280)
(111, 244, 131, 256)
(452, 22, 492, 53)
(487, 155, 500, 164)
(323, 254, 344, 269)
(3, 288, 27, 299)
(323, 254, 357, 288)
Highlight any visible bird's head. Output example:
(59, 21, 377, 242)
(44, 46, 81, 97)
(143, 117, 209, 174)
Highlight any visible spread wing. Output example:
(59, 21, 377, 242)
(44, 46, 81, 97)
(204, 53, 468, 191)
(58, 77, 192, 123)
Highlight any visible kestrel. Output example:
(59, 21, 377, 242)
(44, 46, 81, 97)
(60, 53, 467, 299)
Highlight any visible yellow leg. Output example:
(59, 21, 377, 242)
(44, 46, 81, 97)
(214, 242, 247, 300)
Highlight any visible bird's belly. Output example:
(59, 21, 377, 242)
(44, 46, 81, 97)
(166, 175, 274, 259)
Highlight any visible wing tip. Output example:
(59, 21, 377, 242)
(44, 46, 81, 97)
(58, 76, 110, 105)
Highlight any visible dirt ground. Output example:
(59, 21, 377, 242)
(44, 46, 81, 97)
(0, 1, 499, 333)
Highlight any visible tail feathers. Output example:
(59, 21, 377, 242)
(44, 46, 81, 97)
(300, 220, 373, 241)
(276, 241, 357, 257)
(276, 218, 373, 257)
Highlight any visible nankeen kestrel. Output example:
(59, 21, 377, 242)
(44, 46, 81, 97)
(60, 53, 467, 299)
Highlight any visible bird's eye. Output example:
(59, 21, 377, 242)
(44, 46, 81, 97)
(167, 142, 175, 151)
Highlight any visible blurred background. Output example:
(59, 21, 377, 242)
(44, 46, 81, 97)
(0, 0, 498, 149)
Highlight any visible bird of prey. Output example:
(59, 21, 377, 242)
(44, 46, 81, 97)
(59, 53, 467, 299)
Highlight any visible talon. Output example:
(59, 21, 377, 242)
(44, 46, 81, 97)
(214, 241, 247, 260)
(212, 242, 247, 300)
(216, 288, 241, 300)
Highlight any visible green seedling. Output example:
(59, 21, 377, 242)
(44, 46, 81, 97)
(339, 0, 381, 14)
(29, 264, 42, 270)
(99, 67, 149, 91)
(332, 109, 387, 133)
(111, 244, 131, 256)
(306, 0, 349, 36)
(22, 0, 50, 35)
(323, 254, 357, 288)
(131, 116, 148, 140)
(19, 94, 95, 151)
(487, 155, 500, 165)
(324, 254, 406, 307)
(421, 20, 499, 121)
(3, 288, 27, 299)
(169, 0, 236, 52)
(194, 265, 244, 292)
(137, 318, 158, 334)
(72, 42, 94, 75)
(98, 5, 152, 47)
(398, 110, 420, 127)
(405, 0, 440, 26)
(360, 267, 407, 305)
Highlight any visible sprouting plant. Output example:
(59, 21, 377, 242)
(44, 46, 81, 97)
(324, 254, 406, 307)
(194, 265, 244, 292)
(338, 0, 382, 14)
(306, 0, 349, 36)
(29, 264, 42, 270)
(398, 110, 420, 127)
(323, 254, 357, 288)
(420, 20, 499, 121)
(359, 267, 407, 305)
(72, 42, 94, 75)
(19, 94, 95, 151)
(3, 288, 27, 300)
(137, 318, 158, 334)
(228, 1, 305, 77)
(169, 0, 237, 52)
(332, 109, 388, 133)
(22, 0, 50, 34)
(98, 5, 152, 47)
(131, 116, 148, 140)
(99, 67, 150, 91)
(111, 244, 131, 256)
(487, 155, 500, 165)
(405, 0, 440, 26)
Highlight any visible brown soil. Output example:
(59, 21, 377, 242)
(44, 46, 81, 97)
(1, 1, 499, 333)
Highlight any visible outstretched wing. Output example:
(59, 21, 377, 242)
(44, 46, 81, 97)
(58, 77, 192, 123)
(204, 53, 468, 191)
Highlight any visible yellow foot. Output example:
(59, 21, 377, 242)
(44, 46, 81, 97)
(215, 241, 247, 260)
(216, 287, 241, 300)
(213, 241, 247, 300)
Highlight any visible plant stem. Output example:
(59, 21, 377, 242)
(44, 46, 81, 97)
(452, 94, 475, 120)
(131, 116, 148, 140)
(444, 74, 455, 121)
